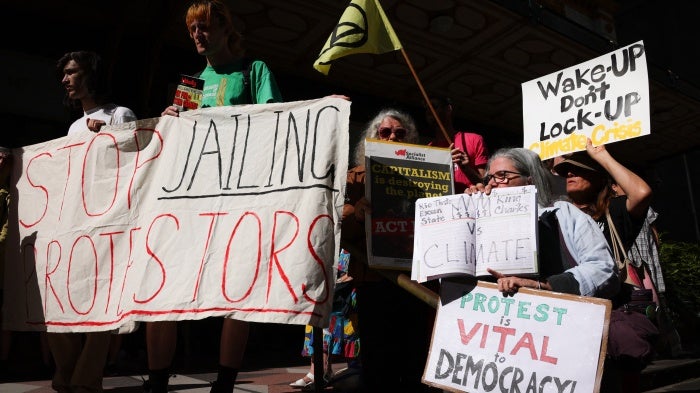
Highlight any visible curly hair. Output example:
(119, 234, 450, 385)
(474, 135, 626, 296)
(352, 107, 418, 166)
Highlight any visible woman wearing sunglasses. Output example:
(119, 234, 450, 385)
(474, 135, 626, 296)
(465, 147, 618, 299)
(552, 139, 657, 393)
(341, 108, 439, 391)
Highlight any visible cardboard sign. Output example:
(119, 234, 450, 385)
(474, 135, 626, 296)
(522, 40, 650, 160)
(423, 280, 611, 393)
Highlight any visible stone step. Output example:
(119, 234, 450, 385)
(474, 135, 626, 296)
(644, 377, 700, 392)
(641, 358, 700, 392)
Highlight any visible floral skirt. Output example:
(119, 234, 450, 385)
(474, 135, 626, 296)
(301, 288, 359, 359)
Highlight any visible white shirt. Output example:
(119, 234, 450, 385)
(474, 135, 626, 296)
(67, 103, 137, 136)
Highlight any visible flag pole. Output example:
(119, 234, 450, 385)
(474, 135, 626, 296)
(399, 48, 452, 145)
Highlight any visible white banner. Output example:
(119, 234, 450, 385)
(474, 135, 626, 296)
(522, 40, 650, 160)
(3, 97, 350, 332)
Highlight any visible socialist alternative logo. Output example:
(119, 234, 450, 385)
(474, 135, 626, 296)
(318, 3, 368, 59)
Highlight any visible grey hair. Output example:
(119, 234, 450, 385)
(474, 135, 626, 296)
(352, 107, 419, 166)
(486, 147, 554, 207)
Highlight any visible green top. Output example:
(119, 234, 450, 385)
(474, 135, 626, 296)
(199, 59, 283, 107)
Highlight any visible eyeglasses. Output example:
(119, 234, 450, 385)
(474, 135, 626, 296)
(378, 127, 407, 139)
(483, 170, 525, 184)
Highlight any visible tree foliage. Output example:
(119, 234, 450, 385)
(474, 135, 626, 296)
(658, 239, 700, 353)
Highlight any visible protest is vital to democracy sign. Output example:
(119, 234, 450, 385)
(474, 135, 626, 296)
(3, 97, 350, 333)
(423, 280, 611, 393)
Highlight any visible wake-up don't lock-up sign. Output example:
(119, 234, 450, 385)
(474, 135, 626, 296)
(522, 40, 650, 160)
(3, 96, 350, 333)
(422, 280, 612, 393)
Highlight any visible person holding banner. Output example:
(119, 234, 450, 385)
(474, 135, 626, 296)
(425, 96, 489, 193)
(160, 0, 282, 119)
(148, 2, 283, 393)
(59, 51, 137, 135)
(464, 147, 618, 298)
(342, 108, 442, 392)
(49, 50, 138, 393)
(552, 139, 658, 393)
(342, 107, 420, 282)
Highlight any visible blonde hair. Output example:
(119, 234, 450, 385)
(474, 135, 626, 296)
(185, 0, 244, 57)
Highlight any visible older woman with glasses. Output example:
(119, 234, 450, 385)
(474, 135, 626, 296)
(290, 107, 421, 391)
(340, 107, 437, 391)
(465, 147, 618, 298)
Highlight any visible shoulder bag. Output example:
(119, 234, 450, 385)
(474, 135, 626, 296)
(606, 209, 659, 318)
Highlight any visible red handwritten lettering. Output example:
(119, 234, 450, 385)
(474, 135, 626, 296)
(116, 227, 141, 317)
(302, 214, 333, 304)
(457, 319, 483, 345)
(193, 212, 228, 302)
(44, 241, 64, 314)
(133, 214, 179, 304)
(223, 212, 261, 303)
(493, 325, 517, 352)
(67, 235, 98, 315)
(267, 211, 300, 303)
(539, 336, 558, 364)
(100, 231, 124, 314)
(20, 152, 52, 228)
(57, 143, 87, 222)
(510, 332, 537, 359)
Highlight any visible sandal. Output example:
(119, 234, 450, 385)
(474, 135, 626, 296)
(289, 372, 314, 388)
(301, 372, 333, 392)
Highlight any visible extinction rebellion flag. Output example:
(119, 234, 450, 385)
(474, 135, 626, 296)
(314, 0, 403, 75)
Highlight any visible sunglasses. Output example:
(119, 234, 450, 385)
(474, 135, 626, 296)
(553, 164, 596, 177)
(378, 127, 407, 139)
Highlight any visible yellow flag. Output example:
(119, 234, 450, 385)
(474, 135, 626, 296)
(314, 0, 403, 75)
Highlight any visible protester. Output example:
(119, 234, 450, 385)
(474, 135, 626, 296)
(464, 147, 619, 298)
(160, 0, 281, 119)
(147, 2, 283, 393)
(612, 183, 664, 293)
(553, 139, 658, 393)
(341, 107, 440, 392)
(425, 97, 489, 193)
(612, 184, 683, 359)
(289, 249, 360, 391)
(48, 50, 138, 393)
